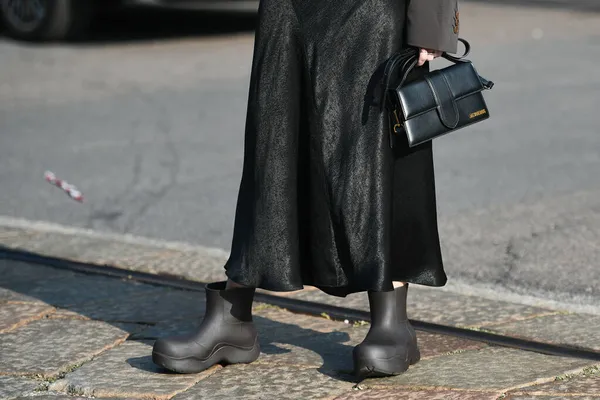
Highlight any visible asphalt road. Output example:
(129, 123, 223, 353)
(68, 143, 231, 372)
(1, 3, 599, 308)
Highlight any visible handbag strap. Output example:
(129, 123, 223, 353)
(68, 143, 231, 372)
(442, 37, 472, 63)
(380, 38, 493, 110)
(379, 49, 418, 110)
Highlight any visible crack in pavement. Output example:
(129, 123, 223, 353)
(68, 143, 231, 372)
(85, 94, 181, 236)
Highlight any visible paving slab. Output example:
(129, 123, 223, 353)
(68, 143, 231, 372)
(54, 288, 205, 324)
(129, 317, 198, 341)
(361, 347, 593, 390)
(0, 376, 43, 398)
(8, 272, 165, 310)
(0, 302, 55, 333)
(0, 319, 130, 377)
(171, 363, 352, 400)
(333, 388, 500, 400)
(487, 313, 600, 352)
(257, 330, 354, 374)
(0, 259, 165, 310)
(508, 368, 600, 397)
(289, 286, 555, 328)
(49, 341, 219, 399)
(254, 306, 355, 338)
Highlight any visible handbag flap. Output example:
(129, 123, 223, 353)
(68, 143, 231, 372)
(395, 62, 485, 127)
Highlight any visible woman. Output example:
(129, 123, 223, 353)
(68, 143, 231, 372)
(153, 0, 459, 378)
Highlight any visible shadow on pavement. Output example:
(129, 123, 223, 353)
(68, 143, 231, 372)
(0, 247, 357, 383)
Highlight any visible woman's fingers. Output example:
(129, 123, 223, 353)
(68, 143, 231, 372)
(417, 49, 427, 66)
(418, 48, 442, 66)
(417, 49, 433, 66)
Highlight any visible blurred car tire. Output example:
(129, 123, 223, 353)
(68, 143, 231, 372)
(1, 0, 94, 41)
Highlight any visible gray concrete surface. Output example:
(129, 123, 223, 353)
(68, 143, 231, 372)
(1, 4, 599, 304)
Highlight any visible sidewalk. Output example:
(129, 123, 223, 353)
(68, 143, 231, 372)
(1, 219, 599, 399)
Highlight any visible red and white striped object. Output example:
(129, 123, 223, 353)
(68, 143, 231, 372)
(44, 171, 84, 202)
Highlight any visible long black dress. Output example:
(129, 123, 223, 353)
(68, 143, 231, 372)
(224, 0, 459, 297)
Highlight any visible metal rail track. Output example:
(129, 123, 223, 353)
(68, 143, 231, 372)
(2, 248, 600, 362)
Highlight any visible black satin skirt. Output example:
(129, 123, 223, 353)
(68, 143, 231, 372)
(224, 0, 447, 297)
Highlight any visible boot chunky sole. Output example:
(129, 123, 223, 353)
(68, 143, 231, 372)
(153, 337, 260, 374)
(353, 346, 420, 378)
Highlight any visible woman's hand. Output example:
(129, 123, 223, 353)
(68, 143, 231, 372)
(418, 48, 443, 66)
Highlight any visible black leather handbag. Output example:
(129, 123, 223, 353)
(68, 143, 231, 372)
(382, 39, 494, 148)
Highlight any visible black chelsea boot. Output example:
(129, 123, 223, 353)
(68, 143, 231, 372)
(152, 281, 259, 374)
(353, 284, 420, 378)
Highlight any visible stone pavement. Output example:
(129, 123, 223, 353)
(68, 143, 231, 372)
(0, 220, 599, 399)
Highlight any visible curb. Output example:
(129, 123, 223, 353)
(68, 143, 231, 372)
(0, 215, 598, 315)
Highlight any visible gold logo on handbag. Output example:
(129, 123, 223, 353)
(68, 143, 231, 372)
(469, 109, 487, 119)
